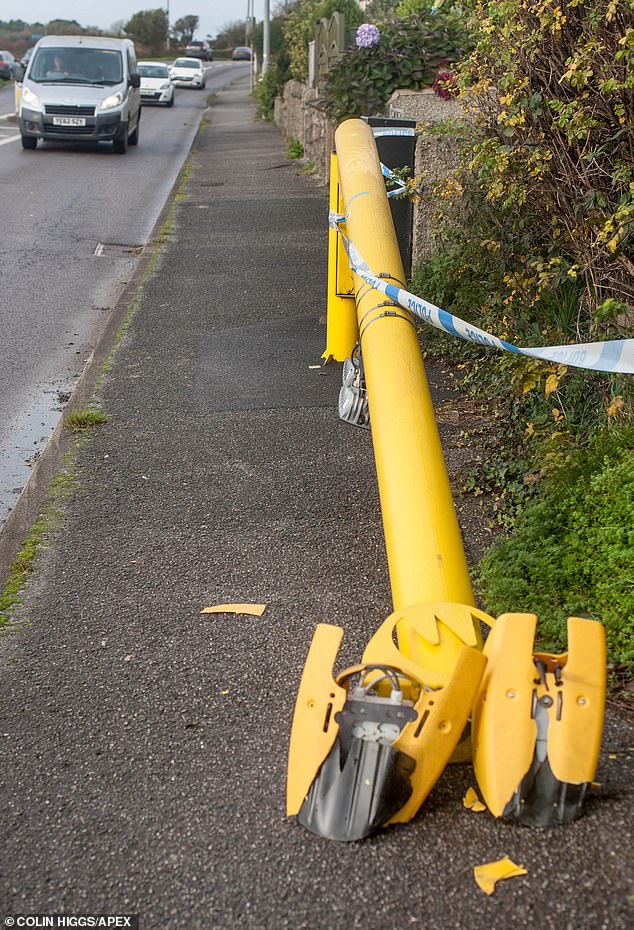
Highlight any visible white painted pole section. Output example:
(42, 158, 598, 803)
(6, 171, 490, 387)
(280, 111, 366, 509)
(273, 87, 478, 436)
(262, 0, 270, 75)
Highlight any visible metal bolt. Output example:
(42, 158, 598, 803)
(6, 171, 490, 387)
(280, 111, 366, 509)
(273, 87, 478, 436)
(577, 696, 587, 706)
(506, 689, 515, 699)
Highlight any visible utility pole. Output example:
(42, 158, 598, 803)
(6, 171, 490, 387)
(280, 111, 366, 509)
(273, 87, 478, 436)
(262, 0, 270, 75)
(245, 0, 252, 45)
(166, 1, 170, 51)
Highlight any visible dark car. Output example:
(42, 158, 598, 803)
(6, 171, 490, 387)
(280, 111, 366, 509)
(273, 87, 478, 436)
(0, 49, 17, 80)
(20, 47, 35, 69)
(185, 40, 213, 62)
(232, 46, 252, 61)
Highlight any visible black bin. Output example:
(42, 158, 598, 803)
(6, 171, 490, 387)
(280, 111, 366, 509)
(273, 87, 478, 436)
(362, 116, 416, 278)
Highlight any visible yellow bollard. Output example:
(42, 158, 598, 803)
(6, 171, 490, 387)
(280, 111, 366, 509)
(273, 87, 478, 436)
(334, 118, 474, 611)
(323, 153, 358, 363)
(286, 120, 605, 839)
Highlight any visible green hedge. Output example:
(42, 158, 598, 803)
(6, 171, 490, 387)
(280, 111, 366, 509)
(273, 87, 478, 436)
(478, 433, 634, 670)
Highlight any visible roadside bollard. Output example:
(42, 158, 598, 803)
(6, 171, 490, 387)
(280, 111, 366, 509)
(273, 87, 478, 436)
(287, 118, 606, 840)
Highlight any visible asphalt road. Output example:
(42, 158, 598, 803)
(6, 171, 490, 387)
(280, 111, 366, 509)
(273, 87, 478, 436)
(0, 63, 248, 528)
(0, 78, 631, 930)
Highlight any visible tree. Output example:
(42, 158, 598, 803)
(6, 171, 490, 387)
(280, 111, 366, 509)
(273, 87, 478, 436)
(364, 0, 401, 20)
(0, 19, 29, 31)
(124, 8, 168, 53)
(283, 0, 364, 81)
(172, 14, 199, 46)
(213, 20, 248, 49)
(45, 19, 84, 35)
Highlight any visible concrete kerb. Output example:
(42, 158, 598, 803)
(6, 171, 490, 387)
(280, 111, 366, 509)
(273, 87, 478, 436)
(0, 105, 210, 588)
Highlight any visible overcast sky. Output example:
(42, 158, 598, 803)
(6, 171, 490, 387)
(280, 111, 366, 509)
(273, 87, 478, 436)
(2, 2, 265, 39)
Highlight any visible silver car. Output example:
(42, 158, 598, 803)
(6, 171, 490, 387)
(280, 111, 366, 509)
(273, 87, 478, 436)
(138, 61, 175, 107)
(170, 57, 206, 90)
(19, 35, 142, 154)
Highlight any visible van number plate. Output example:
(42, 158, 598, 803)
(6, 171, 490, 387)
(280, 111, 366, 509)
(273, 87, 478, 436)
(52, 116, 86, 126)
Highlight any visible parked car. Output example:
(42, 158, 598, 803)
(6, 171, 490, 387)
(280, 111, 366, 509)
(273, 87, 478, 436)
(20, 47, 35, 69)
(138, 60, 174, 107)
(231, 47, 252, 61)
(0, 49, 17, 80)
(19, 35, 141, 154)
(170, 57, 206, 90)
(185, 40, 212, 61)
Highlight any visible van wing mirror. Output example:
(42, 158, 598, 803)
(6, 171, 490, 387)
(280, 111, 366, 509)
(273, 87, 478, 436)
(129, 73, 141, 88)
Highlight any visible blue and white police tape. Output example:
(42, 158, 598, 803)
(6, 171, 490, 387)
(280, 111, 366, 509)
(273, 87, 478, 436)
(380, 163, 408, 199)
(328, 211, 634, 375)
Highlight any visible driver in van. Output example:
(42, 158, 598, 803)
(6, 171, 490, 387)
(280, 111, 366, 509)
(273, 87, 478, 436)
(50, 54, 70, 76)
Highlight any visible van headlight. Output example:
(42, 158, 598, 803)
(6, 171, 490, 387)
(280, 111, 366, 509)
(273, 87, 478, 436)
(99, 91, 124, 111)
(21, 86, 42, 111)
(160, 83, 170, 90)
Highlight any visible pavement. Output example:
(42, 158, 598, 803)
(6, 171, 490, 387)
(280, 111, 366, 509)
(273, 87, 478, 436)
(0, 77, 632, 930)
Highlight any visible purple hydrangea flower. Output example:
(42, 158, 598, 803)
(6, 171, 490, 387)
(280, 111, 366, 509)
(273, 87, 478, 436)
(356, 23, 380, 49)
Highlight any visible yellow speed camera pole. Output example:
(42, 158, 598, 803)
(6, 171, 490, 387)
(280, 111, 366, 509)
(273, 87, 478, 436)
(334, 118, 473, 611)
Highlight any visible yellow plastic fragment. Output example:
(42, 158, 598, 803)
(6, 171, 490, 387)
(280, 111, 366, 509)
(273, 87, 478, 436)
(463, 787, 486, 812)
(474, 857, 527, 895)
(201, 603, 266, 617)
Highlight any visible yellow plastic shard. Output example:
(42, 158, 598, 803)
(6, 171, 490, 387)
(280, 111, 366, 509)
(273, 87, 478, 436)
(362, 602, 491, 691)
(537, 616, 606, 784)
(463, 787, 486, 812)
(200, 603, 266, 617)
(472, 613, 606, 817)
(472, 613, 538, 816)
(474, 857, 527, 895)
(286, 624, 348, 816)
(387, 644, 487, 824)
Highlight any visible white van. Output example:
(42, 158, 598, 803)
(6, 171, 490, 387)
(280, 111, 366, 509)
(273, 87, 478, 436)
(19, 35, 141, 154)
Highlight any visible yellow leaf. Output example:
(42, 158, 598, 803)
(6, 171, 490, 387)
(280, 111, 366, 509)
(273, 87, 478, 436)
(607, 395, 624, 418)
(201, 603, 267, 617)
(545, 374, 560, 396)
(474, 857, 527, 895)
(463, 787, 487, 812)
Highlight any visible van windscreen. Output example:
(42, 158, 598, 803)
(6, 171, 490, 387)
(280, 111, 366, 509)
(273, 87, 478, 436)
(30, 47, 124, 85)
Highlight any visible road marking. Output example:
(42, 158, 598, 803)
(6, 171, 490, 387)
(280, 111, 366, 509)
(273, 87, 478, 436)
(0, 133, 19, 146)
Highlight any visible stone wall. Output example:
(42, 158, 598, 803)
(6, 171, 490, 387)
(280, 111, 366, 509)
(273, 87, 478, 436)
(274, 81, 467, 269)
(387, 89, 465, 265)
(274, 80, 334, 184)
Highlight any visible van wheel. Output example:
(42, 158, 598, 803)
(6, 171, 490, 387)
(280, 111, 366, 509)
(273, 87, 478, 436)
(166, 96, 174, 107)
(129, 113, 140, 146)
(21, 135, 37, 150)
(113, 127, 128, 154)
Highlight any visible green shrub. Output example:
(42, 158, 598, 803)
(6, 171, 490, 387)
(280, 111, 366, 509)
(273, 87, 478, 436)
(287, 138, 304, 159)
(283, 0, 364, 82)
(324, 12, 471, 120)
(477, 432, 634, 670)
(253, 63, 287, 120)
(458, 0, 634, 316)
